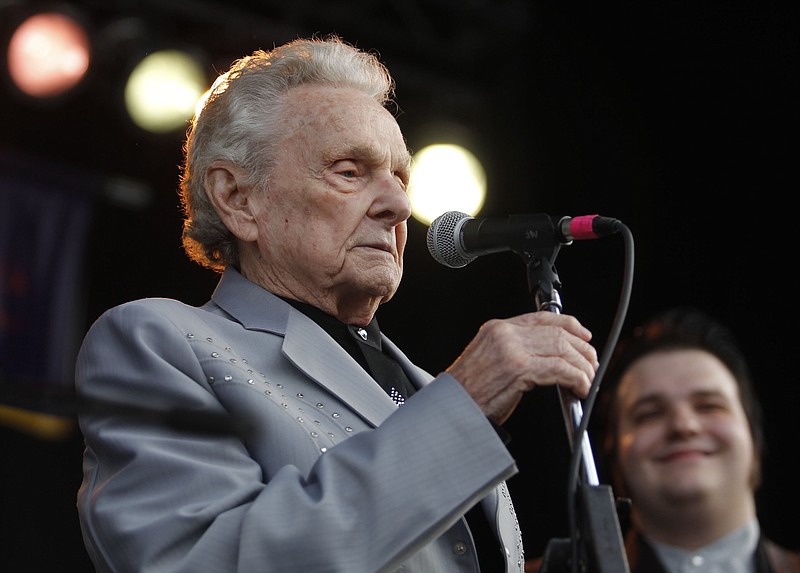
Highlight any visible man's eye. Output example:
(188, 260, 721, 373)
(395, 171, 409, 189)
(631, 409, 662, 424)
(696, 401, 726, 413)
(330, 159, 360, 178)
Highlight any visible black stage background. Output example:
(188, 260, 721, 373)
(1, 2, 798, 570)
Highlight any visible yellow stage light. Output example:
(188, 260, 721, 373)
(124, 49, 207, 133)
(409, 143, 486, 225)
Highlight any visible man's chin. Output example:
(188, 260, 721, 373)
(362, 268, 401, 294)
(659, 478, 714, 504)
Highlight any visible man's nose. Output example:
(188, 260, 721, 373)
(668, 404, 703, 436)
(371, 174, 411, 223)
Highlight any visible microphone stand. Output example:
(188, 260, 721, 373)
(524, 241, 629, 573)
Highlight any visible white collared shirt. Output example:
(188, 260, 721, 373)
(647, 519, 759, 573)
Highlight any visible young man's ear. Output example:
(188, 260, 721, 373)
(204, 161, 258, 242)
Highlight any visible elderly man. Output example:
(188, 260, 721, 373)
(76, 36, 598, 573)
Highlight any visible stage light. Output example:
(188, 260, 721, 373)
(124, 49, 207, 133)
(409, 143, 486, 225)
(5, 10, 91, 99)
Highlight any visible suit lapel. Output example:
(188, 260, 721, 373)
(211, 267, 398, 427)
(283, 309, 398, 426)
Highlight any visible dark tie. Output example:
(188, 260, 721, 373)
(347, 324, 415, 405)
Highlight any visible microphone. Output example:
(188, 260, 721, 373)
(427, 211, 621, 268)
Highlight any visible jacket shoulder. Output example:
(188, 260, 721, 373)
(765, 539, 800, 573)
(92, 297, 213, 328)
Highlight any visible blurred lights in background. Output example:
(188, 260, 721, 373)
(2, 4, 489, 222)
(124, 49, 207, 133)
(6, 10, 91, 99)
(408, 143, 486, 225)
(3, 4, 207, 134)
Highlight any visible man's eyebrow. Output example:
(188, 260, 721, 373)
(346, 144, 376, 159)
(324, 144, 379, 162)
(327, 144, 412, 169)
(627, 388, 729, 411)
(689, 389, 732, 404)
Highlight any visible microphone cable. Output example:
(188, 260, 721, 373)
(563, 220, 635, 573)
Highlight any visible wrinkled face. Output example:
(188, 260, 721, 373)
(246, 85, 411, 317)
(614, 349, 756, 516)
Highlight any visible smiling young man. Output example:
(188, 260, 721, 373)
(599, 308, 800, 573)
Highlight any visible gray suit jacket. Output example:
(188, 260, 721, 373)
(76, 267, 524, 572)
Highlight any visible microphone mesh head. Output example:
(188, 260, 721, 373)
(426, 211, 475, 268)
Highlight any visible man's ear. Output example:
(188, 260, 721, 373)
(204, 160, 258, 243)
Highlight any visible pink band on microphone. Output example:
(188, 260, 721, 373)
(569, 215, 599, 240)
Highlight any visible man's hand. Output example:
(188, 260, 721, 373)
(447, 312, 598, 425)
